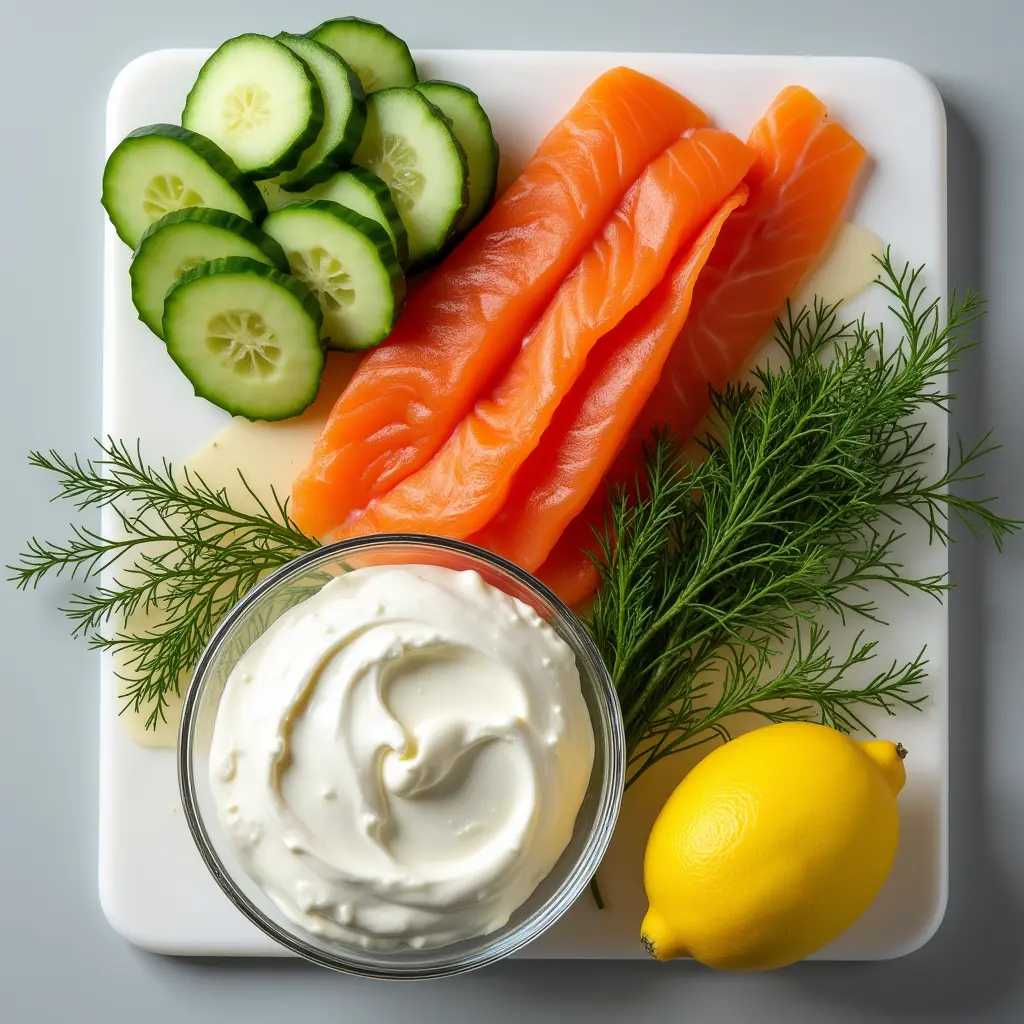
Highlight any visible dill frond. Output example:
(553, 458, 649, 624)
(9, 438, 318, 728)
(587, 251, 1018, 784)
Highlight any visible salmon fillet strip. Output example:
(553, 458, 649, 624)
(538, 85, 868, 606)
(290, 68, 707, 538)
(470, 185, 749, 569)
(336, 131, 754, 542)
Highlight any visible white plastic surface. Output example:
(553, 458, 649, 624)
(101, 49, 947, 959)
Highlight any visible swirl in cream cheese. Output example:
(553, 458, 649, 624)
(209, 564, 595, 950)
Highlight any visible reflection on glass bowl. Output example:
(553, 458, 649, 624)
(178, 534, 625, 978)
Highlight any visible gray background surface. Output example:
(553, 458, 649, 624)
(2, 0, 1021, 1020)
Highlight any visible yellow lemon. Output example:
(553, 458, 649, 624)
(641, 721, 906, 971)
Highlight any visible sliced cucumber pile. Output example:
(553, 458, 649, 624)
(264, 201, 404, 351)
(183, 34, 324, 177)
(308, 17, 418, 92)
(164, 257, 325, 421)
(416, 81, 498, 237)
(274, 34, 366, 192)
(130, 208, 288, 339)
(102, 124, 265, 248)
(104, 17, 500, 419)
(305, 167, 408, 265)
(354, 88, 468, 266)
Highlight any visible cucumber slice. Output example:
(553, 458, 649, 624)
(163, 257, 324, 421)
(130, 208, 288, 339)
(305, 167, 408, 265)
(263, 200, 405, 351)
(256, 177, 291, 212)
(308, 17, 417, 92)
(274, 34, 366, 191)
(416, 81, 499, 236)
(353, 88, 467, 266)
(182, 34, 324, 178)
(102, 124, 265, 249)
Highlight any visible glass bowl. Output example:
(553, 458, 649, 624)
(178, 534, 625, 978)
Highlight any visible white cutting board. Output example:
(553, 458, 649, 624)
(101, 49, 947, 960)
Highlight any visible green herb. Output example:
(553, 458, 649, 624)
(8, 254, 1016, 751)
(588, 252, 1018, 787)
(8, 440, 317, 728)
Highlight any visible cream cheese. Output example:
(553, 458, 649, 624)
(209, 564, 595, 950)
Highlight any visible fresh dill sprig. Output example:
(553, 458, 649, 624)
(8, 253, 1017, 750)
(8, 438, 318, 728)
(587, 250, 1019, 786)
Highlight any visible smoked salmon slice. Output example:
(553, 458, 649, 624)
(538, 85, 867, 606)
(290, 68, 708, 539)
(469, 186, 749, 570)
(335, 130, 755, 542)
(628, 85, 868, 449)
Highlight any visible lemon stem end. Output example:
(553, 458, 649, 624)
(640, 908, 686, 961)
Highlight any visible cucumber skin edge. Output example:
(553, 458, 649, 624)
(162, 256, 325, 422)
(128, 209, 291, 338)
(166, 256, 324, 334)
(262, 199, 406, 351)
(403, 91, 470, 269)
(306, 17, 419, 90)
(181, 34, 327, 179)
(133, 207, 289, 272)
(314, 166, 410, 265)
(356, 88, 469, 268)
(101, 124, 268, 248)
(415, 81, 500, 238)
(275, 34, 369, 192)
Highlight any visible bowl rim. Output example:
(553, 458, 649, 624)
(177, 533, 625, 979)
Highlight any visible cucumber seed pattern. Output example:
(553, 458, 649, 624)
(206, 310, 281, 378)
(368, 135, 424, 213)
(288, 247, 355, 311)
(223, 85, 273, 134)
(143, 176, 203, 220)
